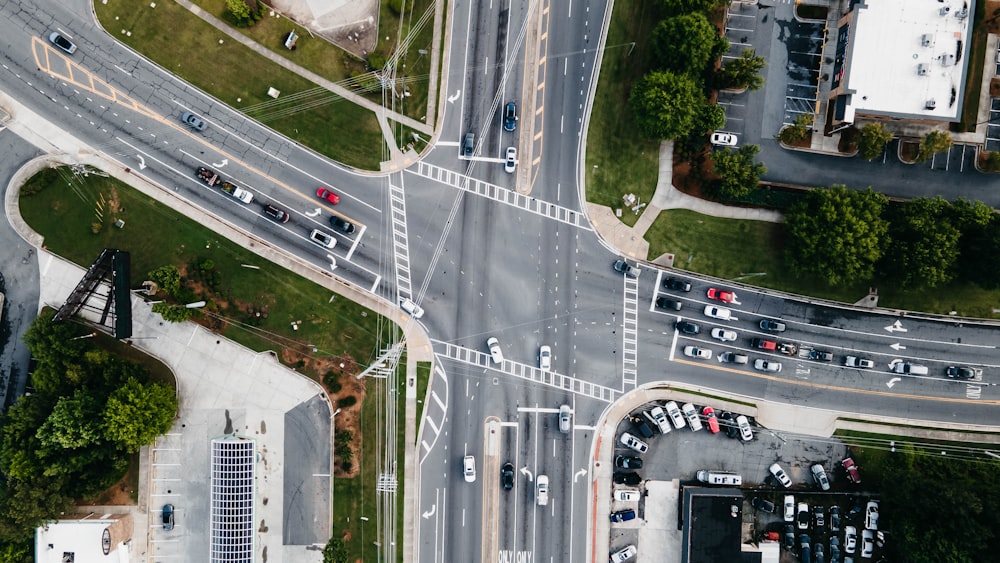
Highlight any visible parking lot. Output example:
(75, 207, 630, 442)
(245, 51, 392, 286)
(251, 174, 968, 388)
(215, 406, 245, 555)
(605, 399, 888, 562)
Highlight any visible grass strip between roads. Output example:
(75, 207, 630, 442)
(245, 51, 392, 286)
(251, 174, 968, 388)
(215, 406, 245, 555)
(94, 0, 385, 170)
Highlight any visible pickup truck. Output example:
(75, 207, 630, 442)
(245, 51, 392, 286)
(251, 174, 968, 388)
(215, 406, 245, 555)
(196, 166, 221, 186)
(778, 342, 798, 356)
(220, 181, 254, 204)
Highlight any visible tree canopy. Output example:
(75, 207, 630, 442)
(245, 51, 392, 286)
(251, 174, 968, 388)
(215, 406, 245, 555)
(103, 378, 178, 453)
(711, 144, 767, 198)
(857, 122, 893, 160)
(650, 13, 726, 76)
(882, 197, 961, 289)
(916, 130, 953, 162)
(784, 185, 889, 285)
(715, 49, 766, 91)
(660, 0, 725, 13)
(629, 70, 704, 140)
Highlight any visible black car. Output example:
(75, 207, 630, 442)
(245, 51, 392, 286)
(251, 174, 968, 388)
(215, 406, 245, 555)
(613, 472, 642, 486)
(263, 203, 290, 223)
(946, 365, 977, 379)
(662, 277, 692, 292)
(719, 411, 740, 439)
(503, 102, 518, 132)
(501, 462, 514, 490)
(630, 416, 655, 439)
(330, 214, 356, 234)
(829, 506, 841, 532)
(655, 297, 682, 311)
(609, 509, 636, 523)
(751, 497, 775, 513)
(675, 320, 700, 335)
(615, 455, 643, 470)
(809, 350, 834, 362)
(759, 319, 786, 332)
(847, 501, 863, 520)
(162, 503, 175, 531)
(784, 525, 796, 550)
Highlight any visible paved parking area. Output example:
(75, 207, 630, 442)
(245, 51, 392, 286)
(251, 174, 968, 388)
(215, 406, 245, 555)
(779, 18, 826, 126)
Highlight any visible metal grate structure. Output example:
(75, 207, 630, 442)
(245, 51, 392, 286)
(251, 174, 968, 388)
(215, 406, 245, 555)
(209, 436, 256, 562)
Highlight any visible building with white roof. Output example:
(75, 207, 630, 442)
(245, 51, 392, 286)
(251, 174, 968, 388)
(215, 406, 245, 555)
(829, 0, 977, 126)
(36, 513, 133, 563)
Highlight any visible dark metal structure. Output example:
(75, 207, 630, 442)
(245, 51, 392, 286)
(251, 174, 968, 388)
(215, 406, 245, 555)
(52, 248, 132, 339)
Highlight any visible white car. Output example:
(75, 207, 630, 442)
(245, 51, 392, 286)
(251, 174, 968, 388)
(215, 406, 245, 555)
(703, 305, 733, 320)
(845, 525, 857, 554)
(463, 455, 476, 483)
(504, 146, 517, 173)
(664, 401, 686, 429)
(558, 404, 572, 433)
(399, 298, 424, 319)
(711, 132, 738, 146)
(754, 358, 782, 372)
(486, 337, 504, 364)
(536, 474, 549, 506)
(683, 345, 712, 360)
(610, 544, 637, 563)
(619, 432, 648, 454)
(769, 462, 792, 488)
(539, 345, 552, 370)
(797, 502, 810, 530)
(309, 229, 337, 248)
(710, 328, 738, 342)
(230, 186, 254, 204)
(865, 500, 879, 530)
(845, 355, 875, 369)
(736, 415, 753, 441)
(649, 406, 672, 434)
(615, 488, 640, 502)
(783, 495, 795, 522)
(861, 529, 875, 558)
(681, 402, 702, 431)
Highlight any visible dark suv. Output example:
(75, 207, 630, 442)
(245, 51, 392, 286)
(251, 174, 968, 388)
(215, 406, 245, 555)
(501, 462, 514, 490)
(662, 277, 692, 292)
(330, 214, 356, 234)
(615, 455, 643, 470)
(503, 102, 518, 132)
(676, 320, 700, 335)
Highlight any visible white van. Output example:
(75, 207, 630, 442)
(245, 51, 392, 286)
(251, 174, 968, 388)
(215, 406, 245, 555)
(891, 362, 928, 375)
(696, 470, 742, 486)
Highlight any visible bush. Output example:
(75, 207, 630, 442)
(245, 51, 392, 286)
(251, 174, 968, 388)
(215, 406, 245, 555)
(336, 396, 357, 408)
(778, 113, 814, 145)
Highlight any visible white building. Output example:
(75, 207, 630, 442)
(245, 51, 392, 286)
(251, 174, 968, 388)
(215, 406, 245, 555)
(36, 513, 133, 563)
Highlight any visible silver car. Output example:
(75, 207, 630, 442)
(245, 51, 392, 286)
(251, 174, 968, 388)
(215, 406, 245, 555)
(558, 404, 572, 433)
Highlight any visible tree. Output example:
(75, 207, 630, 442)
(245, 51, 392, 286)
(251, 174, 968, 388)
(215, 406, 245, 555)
(629, 70, 703, 140)
(715, 49, 766, 91)
(882, 197, 961, 289)
(953, 199, 1000, 288)
(661, 0, 724, 13)
(857, 123, 894, 160)
(651, 14, 726, 76)
(778, 113, 814, 145)
(36, 390, 104, 450)
(916, 130, 952, 162)
(152, 302, 196, 323)
(0, 477, 72, 543)
(711, 144, 767, 198)
(784, 186, 889, 285)
(323, 535, 349, 563)
(103, 378, 178, 453)
(225, 0, 252, 26)
(147, 265, 181, 296)
(22, 318, 92, 396)
(695, 104, 727, 138)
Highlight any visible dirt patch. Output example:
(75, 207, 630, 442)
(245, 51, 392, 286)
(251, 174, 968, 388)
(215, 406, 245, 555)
(80, 457, 138, 506)
(987, 2, 1000, 34)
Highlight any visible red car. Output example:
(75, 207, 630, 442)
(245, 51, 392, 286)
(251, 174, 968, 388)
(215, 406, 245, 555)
(702, 406, 720, 434)
(842, 457, 861, 484)
(707, 288, 736, 303)
(316, 187, 341, 205)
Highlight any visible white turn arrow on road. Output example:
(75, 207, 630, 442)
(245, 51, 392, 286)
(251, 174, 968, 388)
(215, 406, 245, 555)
(884, 320, 907, 333)
(574, 468, 587, 482)
(421, 504, 435, 519)
(520, 466, 533, 482)
(447, 89, 461, 103)
(887, 377, 902, 388)
(890, 343, 906, 351)
(212, 158, 229, 167)
(136, 154, 146, 170)
(305, 207, 322, 217)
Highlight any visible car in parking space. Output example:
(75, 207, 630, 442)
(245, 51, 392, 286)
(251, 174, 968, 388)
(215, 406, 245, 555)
(262, 203, 291, 223)
(710, 132, 738, 146)
(830, 537, 841, 562)
(503, 101, 518, 131)
(830, 506, 841, 532)
(399, 298, 424, 319)
(614, 472, 642, 486)
(845, 356, 875, 369)
(675, 320, 701, 335)
(769, 462, 792, 488)
(486, 337, 504, 364)
(784, 524, 796, 550)
(797, 502, 810, 529)
(329, 214, 356, 234)
(719, 351, 749, 365)
(720, 411, 739, 439)
(309, 228, 337, 248)
(736, 415, 753, 441)
(707, 288, 736, 303)
(619, 432, 649, 453)
(558, 404, 571, 433)
(665, 401, 686, 429)
(539, 346, 552, 371)
(946, 365, 980, 379)
(845, 526, 857, 554)
(463, 455, 476, 482)
(615, 488, 640, 502)
(655, 296, 683, 311)
(842, 457, 861, 483)
(630, 416, 656, 439)
(814, 505, 825, 528)
(815, 542, 824, 563)
(316, 186, 341, 204)
(615, 455, 643, 470)
(800, 535, 812, 562)
(847, 500, 863, 520)
(180, 111, 208, 131)
(751, 337, 778, 351)
(861, 529, 875, 558)
(683, 345, 712, 360)
(610, 544, 637, 563)
(710, 328, 737, 342)
(501, 462, 514, 490)
(754, 358, 781, 372)
(681, 403, 703, 431)
(702, 406, 720, 433)
(663, 277, 692, 292)
(759, 319, 786, 332)
(613, 259, 641, 277)
(162, 503, 175, 530)
(48, 31, 78, 54)
(703, 305, 733, 320)
(865, 501, 879, 530)
(752, 497, 775, 513)
(649, 406, 672, 434)
(811, 464, 831, 490)
(610, 509, 636, 523)
(504, 146, 517, 173)
(809, 350, 835, 362)
(784, 495, 795, 522)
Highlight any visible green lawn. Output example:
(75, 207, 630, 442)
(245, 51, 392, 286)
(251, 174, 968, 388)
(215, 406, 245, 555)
(584, 0, 665, 226)
(19, 166, 392, 366)
(646, 209, 1000, 317)
(94, 0, 384, 170)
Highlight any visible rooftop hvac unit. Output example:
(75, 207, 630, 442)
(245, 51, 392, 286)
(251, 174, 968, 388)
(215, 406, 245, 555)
(925, 99, 937, 110)
(957, 7, 969, 19)
(921, 34, 932, 47)
(917, 63, 929, 76)
(939, 6, 950, 16)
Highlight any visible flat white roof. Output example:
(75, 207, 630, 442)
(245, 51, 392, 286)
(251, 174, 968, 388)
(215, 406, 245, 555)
(841, 0, 975, 122)
(36, 518, 130, 563)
